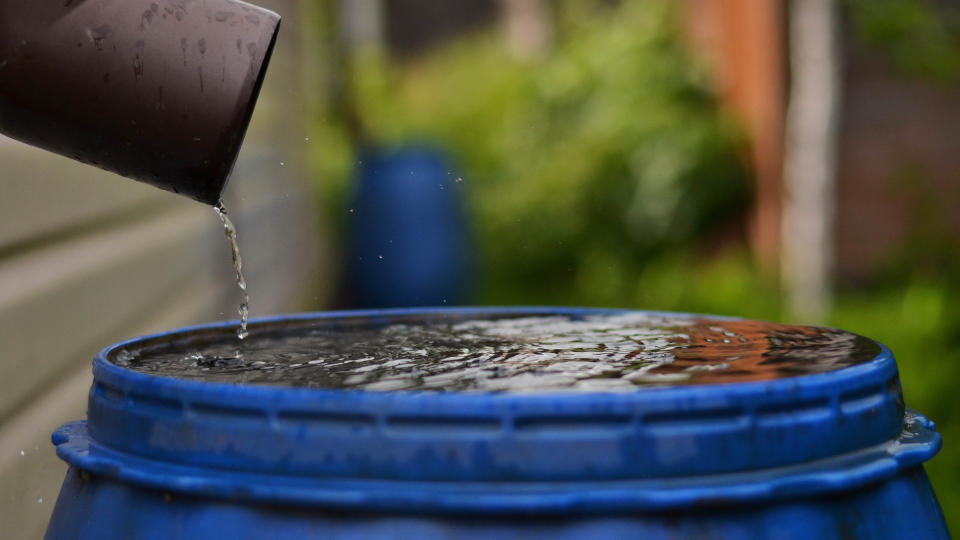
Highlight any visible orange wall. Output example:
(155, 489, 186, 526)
(684, 0, 786, 273)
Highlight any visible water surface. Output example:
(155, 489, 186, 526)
(113, 313, 881, 392)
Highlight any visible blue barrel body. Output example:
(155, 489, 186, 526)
(345, 146, 472, 308)
(46, 308, 948, 539)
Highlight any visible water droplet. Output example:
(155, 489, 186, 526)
(280, 161, 285, 166)
(36, 497, 43, 504)
(348, 208, 355, 213)
(378, 255, 383, 260)
(455, 177, 463, 183)
(19, 450, 25, 456)
(304, 136, 310, 142)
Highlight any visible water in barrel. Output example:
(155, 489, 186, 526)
(111, 312, 881, 393)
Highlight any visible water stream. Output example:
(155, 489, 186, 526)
(213, 202, 249, 340)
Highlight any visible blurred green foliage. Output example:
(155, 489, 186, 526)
(847, 0, 960, 83)
(306, 0, 959, 530)
(310, 0, 751, 305)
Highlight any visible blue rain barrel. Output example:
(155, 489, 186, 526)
(45, 308, 948, 539)
(345, 146, 472, 308)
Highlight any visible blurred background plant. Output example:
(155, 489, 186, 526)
(300, 0, 960, 529)
(308, 1, 752, 306)
(847, 0, 960, 83)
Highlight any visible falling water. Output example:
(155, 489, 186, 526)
(213, 202, 249, 340)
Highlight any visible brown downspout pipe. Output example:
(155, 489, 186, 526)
(0, 0, 280, 205)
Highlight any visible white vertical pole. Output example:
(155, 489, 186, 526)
(782, 0, 842, 321)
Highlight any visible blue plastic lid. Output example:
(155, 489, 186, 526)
(53, 308, 941, 513)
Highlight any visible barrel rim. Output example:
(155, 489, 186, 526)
(52, 411, 940, 513)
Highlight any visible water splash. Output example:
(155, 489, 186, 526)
(213, 202, 249, 340)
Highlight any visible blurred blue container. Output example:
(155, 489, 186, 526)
(346, 146, 472, 307)
(46, 308, 948, 539)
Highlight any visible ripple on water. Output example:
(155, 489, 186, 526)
(112, 313, 882, 393)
